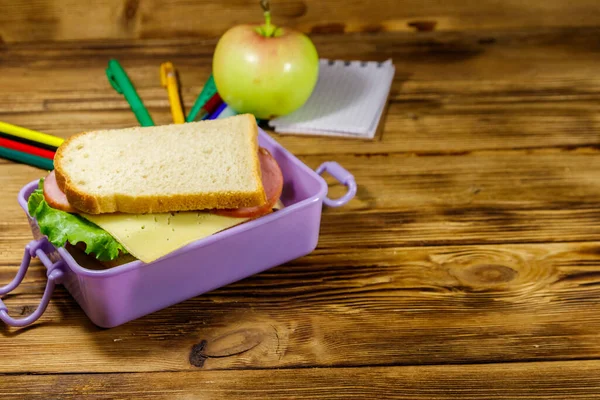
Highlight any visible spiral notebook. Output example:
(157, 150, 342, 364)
(269, 59, 395, 139)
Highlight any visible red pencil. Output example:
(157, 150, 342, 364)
(0, 137, 55, 160)
(199, 92, 223, 120)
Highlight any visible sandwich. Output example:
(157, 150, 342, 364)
(27, 114, 284, 266)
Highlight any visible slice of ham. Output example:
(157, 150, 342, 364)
(43, 170, 78, 213)
(211, 147, 284, 219)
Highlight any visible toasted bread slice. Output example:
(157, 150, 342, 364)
(54, 114, 266, 214)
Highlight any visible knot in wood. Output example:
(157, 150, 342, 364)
(464, 264, 518, 285)
(189, 329, 264, 368)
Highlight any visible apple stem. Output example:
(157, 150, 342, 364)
(264, 11, 276, 37)
(257, 0, 278, 37)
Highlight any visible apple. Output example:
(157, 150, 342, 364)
(212, 1, 319, 119)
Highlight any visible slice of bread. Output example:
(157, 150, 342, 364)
(54, 114, 266, 214)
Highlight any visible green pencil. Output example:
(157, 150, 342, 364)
(106, 59, 155, 127)
(186, 74, 218, 122)
(0, 146, 54, 170)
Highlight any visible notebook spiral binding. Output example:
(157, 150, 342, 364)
(326, 59, 387, 68)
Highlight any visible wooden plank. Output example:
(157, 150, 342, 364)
(1, 29, 599, 155)
(3, 360, 600, 399)
(2, 241, 600, 373)
(299, 150, 600, 211)
(2, 100, 599, 157)
(2, 0, 600, 43)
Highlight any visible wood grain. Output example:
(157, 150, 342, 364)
(2, 241, 600, 373)
(3, 360, 600, 399)
(1, 19, 600, 397)
(1, 29, 599, 155)
(1, 0, 600, 43)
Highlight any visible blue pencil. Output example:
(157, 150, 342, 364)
(207, 102, 227, 120)
(216, 105, 238, 119)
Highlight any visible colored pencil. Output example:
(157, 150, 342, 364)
(0, 137, 55, 160)
(0, 121, 64, 148)
(216, 105, 238, 119)
(0, 146, 54, 170)
(207, 102, 227, 120)
(160, 62, 185, 124)
(0, 132, 58, 151)
(106, 59, 154, 126)
(186, 74, 218, 122)
(199, 93, 223, 120)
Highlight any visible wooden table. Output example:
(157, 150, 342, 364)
(1, 28, 600, 398)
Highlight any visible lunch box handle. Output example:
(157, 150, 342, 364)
(316, 162, 357, 207)
(0, 238, 64, 327)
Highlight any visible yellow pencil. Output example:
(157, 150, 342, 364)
(0, 121, 64, 148)
(160, 62, 185, 124)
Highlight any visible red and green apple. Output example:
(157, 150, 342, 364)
(212, 1, 319, 119)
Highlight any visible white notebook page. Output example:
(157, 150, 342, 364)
(270, 59, 395, 139)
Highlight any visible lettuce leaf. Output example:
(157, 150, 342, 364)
(27, 179, 127, 261)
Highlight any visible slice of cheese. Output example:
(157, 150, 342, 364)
(81, 201, 285, 264)
(82, 211, 249, 263)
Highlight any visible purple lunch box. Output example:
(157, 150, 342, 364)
(0, 128, 356, 328)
